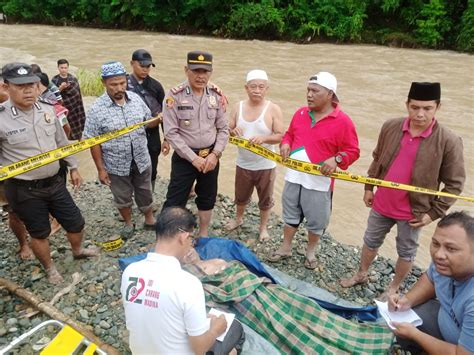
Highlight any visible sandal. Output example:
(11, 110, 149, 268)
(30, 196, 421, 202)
(73, 246, 100, 260)
(143, 222, 156, 231)
(339, 273, 369, 288)
(267, 250, 292, 262)
(304, 257, 318, 270)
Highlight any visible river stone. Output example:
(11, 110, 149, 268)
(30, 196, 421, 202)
(0, 327, 7, 337)
(99, 320, 111, 329)
(6, 318, 17, 326)
(79, 309, 89, 320)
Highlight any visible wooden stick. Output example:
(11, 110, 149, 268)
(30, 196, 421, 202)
(0, 277, 120, 355)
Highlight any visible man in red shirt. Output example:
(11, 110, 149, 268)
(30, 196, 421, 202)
(340, 82, 465, 299)
(267, 72, 360, 269)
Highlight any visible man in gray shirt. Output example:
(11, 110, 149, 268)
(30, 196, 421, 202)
(0, 63, 98, 284)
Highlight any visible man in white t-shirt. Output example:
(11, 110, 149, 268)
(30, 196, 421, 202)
(121, 206, 244, 354)
(225, 70, 284, 241)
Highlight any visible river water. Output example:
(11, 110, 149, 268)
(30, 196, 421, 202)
(1, 24, 472, 268)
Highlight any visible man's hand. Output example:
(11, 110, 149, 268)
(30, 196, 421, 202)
(280, 144, 291, 160)
(202, 153, 218, 174)
(58, 82, 69, 91)
(388, 293, 412, 312)
(69, 168, 82, 190)
(320, 156, 337, 176)
(230, 127, 243, 137)
(192, 156, 206, 172)
(98, 169, 111, 186)
(408, 214, 432, 228)
(391, 321, 418, 340)
(161, 140, 170, 156)
(208, 314, 227, 337)
(363, 190, 374, 207)
(248, 135, 267, 145)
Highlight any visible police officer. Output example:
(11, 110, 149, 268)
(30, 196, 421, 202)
(163, 51, 229, 237)
(0, 63, 98, 284)
(127, 49, 170, 191)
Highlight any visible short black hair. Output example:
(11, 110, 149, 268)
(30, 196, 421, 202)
(36, 72, 49, 87)
(57, 59, 69, 66)
(155, 207, 197, 241)
(437, 211, 473, 242)
(30, 64, 42, 74)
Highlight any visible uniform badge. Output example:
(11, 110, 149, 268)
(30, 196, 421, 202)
(17, 67, 28, 75)
(208, 96, 217, 108)
(184, 120, 191, 126)
(166, 97, 175, 108)
(44, 113, 51, 123)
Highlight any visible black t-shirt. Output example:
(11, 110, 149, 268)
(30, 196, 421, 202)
(127, 74, 165, 151)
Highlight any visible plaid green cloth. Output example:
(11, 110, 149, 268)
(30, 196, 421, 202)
(186, 261, 393, 354)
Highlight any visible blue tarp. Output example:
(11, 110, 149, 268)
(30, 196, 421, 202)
(118, 237, 378, 321)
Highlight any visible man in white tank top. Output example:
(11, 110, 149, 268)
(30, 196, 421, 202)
(224, 70, 284, 241)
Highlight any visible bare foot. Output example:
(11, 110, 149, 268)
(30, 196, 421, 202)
(73, 246, 100, 260)
(259, 229, 270, 242)
(18, 245, 34, 260)
(224, 219, 243, 231)
(46, 267, 64, 285)
(49, 218, 61, 236)
(340, 272, 368, 288)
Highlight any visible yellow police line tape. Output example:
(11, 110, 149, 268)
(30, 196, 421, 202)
(0, 117, 158, 251)
(229, 137, 474, 203)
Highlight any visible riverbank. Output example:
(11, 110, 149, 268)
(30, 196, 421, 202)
(0, 179, 422, 353)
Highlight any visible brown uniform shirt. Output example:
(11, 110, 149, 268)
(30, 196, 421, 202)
(163, 81, 229, 162)
(0, 99, 77, 180)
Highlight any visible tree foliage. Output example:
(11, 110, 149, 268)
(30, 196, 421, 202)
(0, 0, 471, 52)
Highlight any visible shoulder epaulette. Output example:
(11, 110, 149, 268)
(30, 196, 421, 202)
(170, 84, 186, 95)
(208, 82, 224, 97)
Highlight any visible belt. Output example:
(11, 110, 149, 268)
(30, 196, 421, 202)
(10, 173, 61, 189)
(191, 146, 214, 158)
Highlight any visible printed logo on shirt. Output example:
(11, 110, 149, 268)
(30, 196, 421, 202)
(125, 277, 160, 308)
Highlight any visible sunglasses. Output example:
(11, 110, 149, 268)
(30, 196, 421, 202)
(178, 228, 197, 247)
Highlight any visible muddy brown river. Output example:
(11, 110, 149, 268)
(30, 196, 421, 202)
(1, 24, 472, 268)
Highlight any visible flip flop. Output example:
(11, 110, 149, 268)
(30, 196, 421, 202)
(73, 247, 100, 260)
(304, 258, 318, 270)
(296, 245, 307, 256)
(339, 273, 369, 288)
(267, 250, 292, 262)
(224, 219, 243, 231)
(143, 222, 156, 231)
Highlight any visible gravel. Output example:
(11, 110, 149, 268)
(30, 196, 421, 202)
(0, 178, 422, 353)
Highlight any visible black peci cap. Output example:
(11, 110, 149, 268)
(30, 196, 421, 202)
(132, 49, 155, 67)
(408, 82, 441, 101)
(1, 63, 40, 85)
(187, 51, 212, 71)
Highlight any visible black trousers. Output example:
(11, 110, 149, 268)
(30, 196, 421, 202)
(207, 320, 245, 355)
(163, 152, 219, 211)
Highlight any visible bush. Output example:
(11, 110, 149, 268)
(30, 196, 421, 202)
(456, 0, 474, 52)
(76, 68, 103, 97)
(414, 0, 451, 47)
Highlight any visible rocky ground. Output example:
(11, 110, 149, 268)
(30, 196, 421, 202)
(0, 178, 422, 353)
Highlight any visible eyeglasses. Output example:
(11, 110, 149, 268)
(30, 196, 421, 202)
(178, 228, 197, 247)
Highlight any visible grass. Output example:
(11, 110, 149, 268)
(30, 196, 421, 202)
(76, 68, 104, 96)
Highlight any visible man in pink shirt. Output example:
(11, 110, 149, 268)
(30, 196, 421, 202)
(267, 72, 360, 269)
(340, 82, 465, 299)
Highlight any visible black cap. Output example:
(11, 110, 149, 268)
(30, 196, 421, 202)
(132, 49, 155, 67)
(408, 82, 441, 101)
(1, 63, 40, 85)
(187, 51, 212, 71)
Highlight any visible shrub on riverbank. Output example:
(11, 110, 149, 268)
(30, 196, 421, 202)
(0, 0, 472, 52)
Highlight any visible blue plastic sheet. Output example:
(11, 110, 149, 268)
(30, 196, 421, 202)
(118, 237, 378, 321)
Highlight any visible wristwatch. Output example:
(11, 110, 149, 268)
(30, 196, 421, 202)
(211, 150, 222, 159)
(335, 154, 343, 164)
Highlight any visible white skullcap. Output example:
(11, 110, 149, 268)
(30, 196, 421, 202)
(246, 69, 268, 83)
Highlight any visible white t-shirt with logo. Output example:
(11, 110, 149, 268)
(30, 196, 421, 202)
(121, 253, 209, 354)
(284, 147, 331, 191)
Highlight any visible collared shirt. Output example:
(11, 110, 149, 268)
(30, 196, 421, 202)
(83, 91, 151, 176)
(0, 99, 77, 180)
(121, 252, 209, 354)
(426, 263, 474, 352)
(281, 104, 360, 191)
(163, 81, 229, 162)
(373, 118, 435, 220)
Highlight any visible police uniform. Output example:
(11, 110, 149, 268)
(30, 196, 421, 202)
(0, 98, 84, 238)
(163, 51, 229, 211)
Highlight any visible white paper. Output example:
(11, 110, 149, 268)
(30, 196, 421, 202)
(375, 300, 423, 330)
(207, 308, 235, 342)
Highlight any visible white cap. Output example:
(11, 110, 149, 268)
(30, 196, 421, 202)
(246, 69, 268, 83)
(308, 71, 339, 102)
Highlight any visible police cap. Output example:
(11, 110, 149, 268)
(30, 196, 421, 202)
(1, 63, 40, 85)
(187, 51, 212, 71)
